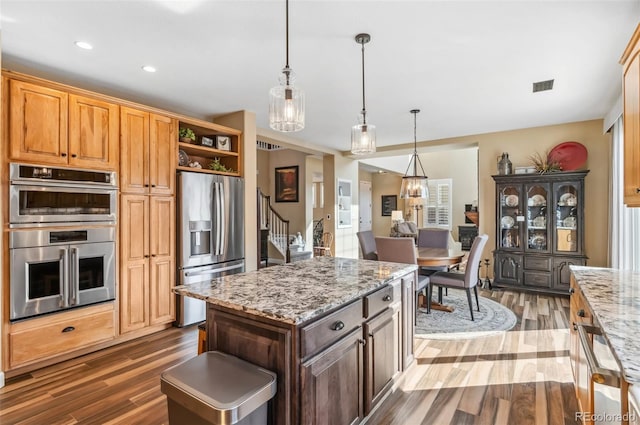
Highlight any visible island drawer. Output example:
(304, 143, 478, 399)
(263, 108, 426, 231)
(300, 299, 363, 359)
(364, 284, 395, 319)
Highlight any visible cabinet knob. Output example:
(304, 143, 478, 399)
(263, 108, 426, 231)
(61, 153, 67, 157)
(71, 154, 77, 158)
(151, 184, 156, 188)
(331, 321, 345, 331)
(357, 338, 367, 346)
(151, 254, 157, 257)
(144, 184, 149, 187)
(62, 326, 75, 333)
(636, 188, 640, 194)
(577, 309, 585, 317)
(382, 295, 392, 302)
(569, 288, 575, 294)
(144, 255, 150, 258)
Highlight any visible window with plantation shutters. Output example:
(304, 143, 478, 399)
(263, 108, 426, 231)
(423, 179, 452, 230)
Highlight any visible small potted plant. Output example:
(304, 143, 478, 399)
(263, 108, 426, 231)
(208, 158, 232, 173)
(179, 127, 196, 144)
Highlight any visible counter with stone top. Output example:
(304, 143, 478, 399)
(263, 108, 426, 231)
(570, 266, 640, 385)
(174, 256, 418, 424)
(173, 256, 417, 325)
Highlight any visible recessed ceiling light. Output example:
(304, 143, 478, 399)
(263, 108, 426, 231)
(142, 65, 157, 73)
(74, 41, 93, 50)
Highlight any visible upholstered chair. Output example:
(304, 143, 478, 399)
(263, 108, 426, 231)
(356, 230, 378, 260)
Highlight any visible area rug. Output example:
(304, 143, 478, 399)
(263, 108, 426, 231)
(415, 291, 517, 340)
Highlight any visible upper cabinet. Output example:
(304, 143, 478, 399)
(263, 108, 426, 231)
(622, 24, 640, 207)
(120, 107, 176, 195)
(8, 78, 118, 170)
(176, 116, 242, 177)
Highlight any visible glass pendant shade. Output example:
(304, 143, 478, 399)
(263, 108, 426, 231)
(351, 113, 376, 154)
(270, 68, 305, 132)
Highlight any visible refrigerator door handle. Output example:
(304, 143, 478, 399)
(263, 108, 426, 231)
(69, 247, 79, 306)
(184, 263, 245, 277)
(59, 248, 69, 308)
(218, 181, 226, 256)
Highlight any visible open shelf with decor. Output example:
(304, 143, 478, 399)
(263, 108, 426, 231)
(175, 115, 242, 177)
(337, 179, 352, 228)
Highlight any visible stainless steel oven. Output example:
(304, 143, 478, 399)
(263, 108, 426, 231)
(9, 163, 117, 227)
(10, 227, 116, 321)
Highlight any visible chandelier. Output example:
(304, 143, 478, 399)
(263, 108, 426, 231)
(399, 109, 429, 199)
(351, 33, 375, 154)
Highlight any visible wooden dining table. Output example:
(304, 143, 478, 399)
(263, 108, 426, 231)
(416, 247, 465, 312)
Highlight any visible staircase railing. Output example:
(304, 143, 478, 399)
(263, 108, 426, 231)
(258, 189, 290, 263)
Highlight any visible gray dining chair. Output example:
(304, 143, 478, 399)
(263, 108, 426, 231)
(428, 234, 488, 321)
(357, 230, 378, 260)
(375, 236, 431, 315)
(417, 228, 451, 275)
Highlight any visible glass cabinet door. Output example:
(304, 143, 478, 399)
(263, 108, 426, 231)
(525, 184, 550, 252)
(499, 185, 521, 249)
(554, 183, 580, 253)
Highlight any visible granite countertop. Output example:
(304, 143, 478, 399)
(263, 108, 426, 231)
(570, 266, 640, 384)
(174, 256, 417, 326)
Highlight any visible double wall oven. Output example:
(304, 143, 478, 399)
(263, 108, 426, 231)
(9, 163, 117, 321)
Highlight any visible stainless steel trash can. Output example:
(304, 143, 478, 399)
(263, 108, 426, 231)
(161, 351, 277, 425)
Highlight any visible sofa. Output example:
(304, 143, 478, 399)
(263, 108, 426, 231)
(390, 221, 418, 240)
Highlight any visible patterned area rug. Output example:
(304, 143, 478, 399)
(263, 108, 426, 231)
(415, 290, 517, 340)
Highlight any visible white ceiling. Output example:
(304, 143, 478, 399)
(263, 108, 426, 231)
(2, 1, 639, 155)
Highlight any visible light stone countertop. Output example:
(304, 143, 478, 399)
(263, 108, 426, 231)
(174, 256, 417, 326)
(570, 266, 640, 385)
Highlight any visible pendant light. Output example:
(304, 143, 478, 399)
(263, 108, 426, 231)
(269, 0, 305, 132)
(351, 33, 376, 155)
(400, 109, 429, 199)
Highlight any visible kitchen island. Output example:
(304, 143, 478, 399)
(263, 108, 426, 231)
(174, 256, 418, 425)
(570, 266, 640, 423)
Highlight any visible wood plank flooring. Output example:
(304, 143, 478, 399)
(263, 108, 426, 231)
(0, 289, 579, 425)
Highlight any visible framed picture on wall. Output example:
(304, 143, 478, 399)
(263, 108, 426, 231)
(381, 195, 397, 216)
(275, 166, 299, 202)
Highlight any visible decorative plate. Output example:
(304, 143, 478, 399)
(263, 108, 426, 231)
(548, 141, 588, 171)
(501, 215, 515, 229)
(559, 193, 577, 206)
(178, 149, 189, 167)
(532, 216, 546, 227)
(505, 194, 518, 207)
(529, 235, 546, 250)
(528, 194, 546, 207)
(563, 216, 577, 228)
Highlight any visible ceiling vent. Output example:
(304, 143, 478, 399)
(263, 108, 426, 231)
(533, 79, 554, 93)
(257, 140, 284, 151)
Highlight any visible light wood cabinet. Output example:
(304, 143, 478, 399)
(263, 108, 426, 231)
(622, 24, 640, 207)
(120, 194, 175, 334)
(120, 107, 176, 195)
(8, 79, 118, 170)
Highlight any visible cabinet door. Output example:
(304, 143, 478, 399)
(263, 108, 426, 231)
(149, 114, 176, 195)
(120, 194, 150, 333)
(120, 107, 150, 194)
(68, 94, 119, 170)
(524, 183, 550, 253)
(149, 196, 175, 325)
(301, 328, 363, 425)
(364, 308, 398, 415)
(553, 181, 583, 255)
(9, 79, 68, 165)
(553, 257, 586, 292)
(494, 253, 523, 286)
(497, 184, 523, 250)
(624, 49, 640, 206)
(401, 273, 415, 369)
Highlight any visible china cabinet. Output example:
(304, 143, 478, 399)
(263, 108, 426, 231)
(492, 171, 589, 294)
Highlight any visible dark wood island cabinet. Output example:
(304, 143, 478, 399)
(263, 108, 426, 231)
(174, 257, 417, 425)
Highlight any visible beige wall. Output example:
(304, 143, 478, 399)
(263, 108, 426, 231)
(256, 149, 271, 194)
(462, 119, 609, 273)
(371, 173, 405, 238)
(308, 156, 324, 222)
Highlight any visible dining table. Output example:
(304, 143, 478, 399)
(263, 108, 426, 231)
(416, 246, 466, 312)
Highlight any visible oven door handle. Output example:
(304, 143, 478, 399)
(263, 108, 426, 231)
(575, 323, 620, 388)
(60, 248, 69, 308)
(69, 247, 79, 306)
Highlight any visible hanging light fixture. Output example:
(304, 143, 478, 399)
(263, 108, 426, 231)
(351, 33, 375, 154)
(269, 0, 305, 132)
(400, 109, 429, 199)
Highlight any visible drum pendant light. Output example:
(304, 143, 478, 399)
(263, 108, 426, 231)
(400, 109, 429, 199)
(351, 33, 376, 154)
(269, 0, 305, 132)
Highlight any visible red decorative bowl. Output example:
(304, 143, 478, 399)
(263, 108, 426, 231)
(548, 141, 587, 171)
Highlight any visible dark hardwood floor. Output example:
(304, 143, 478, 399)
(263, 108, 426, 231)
(0, 289, 579, 425)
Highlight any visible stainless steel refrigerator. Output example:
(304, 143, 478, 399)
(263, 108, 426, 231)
(176, 171, 244, 326)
